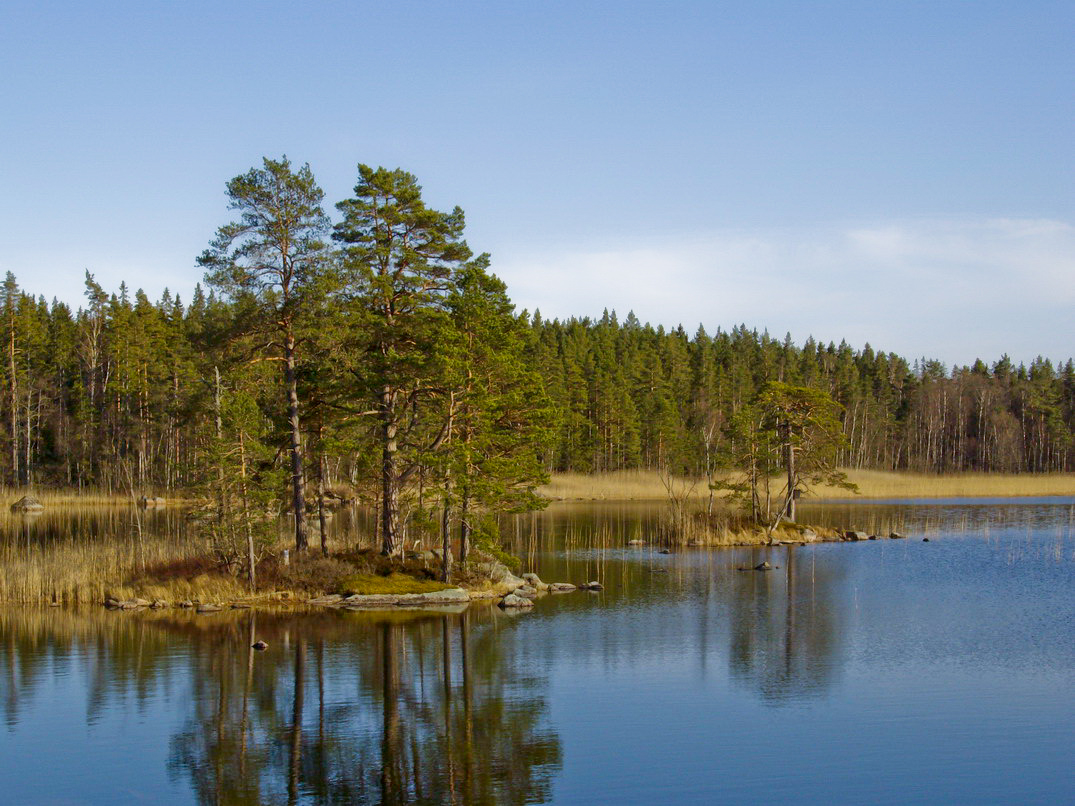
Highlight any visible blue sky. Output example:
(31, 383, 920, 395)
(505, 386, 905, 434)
(1, 1, 1072, 365)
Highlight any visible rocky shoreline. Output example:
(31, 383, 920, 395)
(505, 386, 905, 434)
(95, 527, 914, 614)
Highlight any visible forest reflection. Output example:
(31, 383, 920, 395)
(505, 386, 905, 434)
(0, 607, 561, 805)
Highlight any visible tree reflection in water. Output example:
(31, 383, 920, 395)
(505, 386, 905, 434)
(163, 607, 561, 805)
(727, 546, 844, 703)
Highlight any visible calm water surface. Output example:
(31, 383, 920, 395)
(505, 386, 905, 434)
(1, 499, 1073, 804)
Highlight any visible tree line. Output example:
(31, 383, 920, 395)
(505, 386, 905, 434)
(2, 157, 1073, 555)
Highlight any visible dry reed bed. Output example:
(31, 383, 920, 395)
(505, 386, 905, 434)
(539, 469, 1075, 502)
(0, 531, 212, 604)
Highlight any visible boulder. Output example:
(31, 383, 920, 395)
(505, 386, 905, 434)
(471, 559, 527, 594)
(548, 582, 577, 592)
(150, 600, 167, 609)
(9, 495, 44, 513)
(659, 549, 672, 554)
(498, 593, 534, 608)
(252, 640, 269, 651)
(889, 532, 906, 539)
(627, 539, 645, 546)
(178, 600, 194, 608)
(753, 561, 773, 571)
(868, 535, 879, 540)
(922, 537, 930, 542)
(521, 573, 549, 591)
(196, 604, 223, 613)
(845, 531, 869, 541)
(513, 585, 539, 599)
(579, 581, 604, 591)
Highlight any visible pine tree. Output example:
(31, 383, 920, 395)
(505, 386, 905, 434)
(199, 156, 331, 553)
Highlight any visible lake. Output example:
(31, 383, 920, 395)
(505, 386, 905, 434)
(1, 498, 1073, 804)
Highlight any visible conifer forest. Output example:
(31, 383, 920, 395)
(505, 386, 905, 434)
(3, 158, 1074, 546)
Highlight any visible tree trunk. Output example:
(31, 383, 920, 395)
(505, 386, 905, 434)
(458, 483, 471, 564)
(380, 385, 401, 556)
(317, 423, 328, 557)
(441, 489, 453, 583)
(786, 436, 796, 523)
(283, 334, 307, 552)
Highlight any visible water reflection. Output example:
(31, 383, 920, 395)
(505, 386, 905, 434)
(0, 607, 561, 805)
(1, 500, 1073, 804)
(727, 547, 843, 703)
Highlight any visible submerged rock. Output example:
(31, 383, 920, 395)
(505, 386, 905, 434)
(513, 585, 539, 599)
(9, 495, 44, 513)
(498, 593, 534, 608)
(196, 604, 223, 613)
(627, 539, 645, 546)
(659, 549, 672, 554)
(548, 582, 577, 592)
(252, 640, 268, 651)
(845, 531, 869, 541)
(753, 561, 773, 571)
(890, 532, 906, 539)
(579, 581, 604, 591)
(922, 537, 930, 542)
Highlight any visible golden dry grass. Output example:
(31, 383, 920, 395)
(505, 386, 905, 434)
(821, 469, 1075, 499)
(1, 487, 175, 506)
(0, 531, 209, 604)
(538, 470, 708, 501)
(540, 469, 1075, 502)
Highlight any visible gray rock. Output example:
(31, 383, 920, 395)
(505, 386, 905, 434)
(753, 561, 773, 571)
(9, 495, 44, 513)
(522, 573, 549, 591)
(513, 585, 539, 599)
(889, 532, 906, 539)
(845, 531, 869, 541)
(498, 593, 534, 608)
(343, 588, 471, 609)
(548, 582, 577, 592)
(580, 581, 604, 591)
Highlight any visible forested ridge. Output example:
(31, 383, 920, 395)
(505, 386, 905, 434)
(2, 161, 1073, 509)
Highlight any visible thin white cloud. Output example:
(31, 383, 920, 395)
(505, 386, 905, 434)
(498, 218, 1075, 366)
